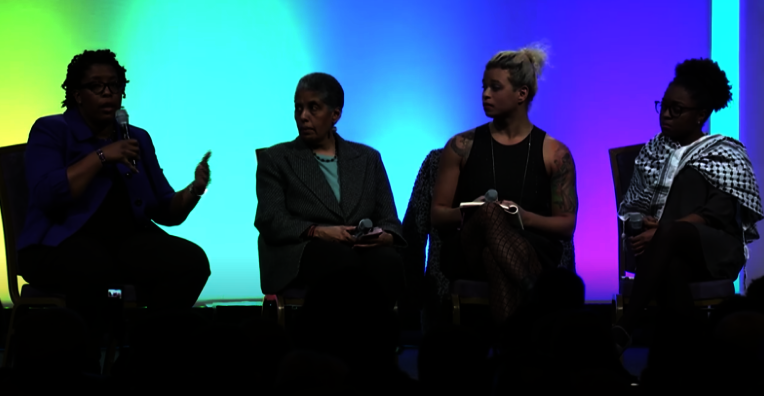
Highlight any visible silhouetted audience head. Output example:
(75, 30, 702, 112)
(534, 309, 619, 371)
(201, 318, 292, 392)
(118, 309, 209, 389)
(640, 314, 708, 392)
(746, 275, 764, 306)
(704, 310, 764, 393)
(418, 325, 491, 394)
(714, 310, 764, 349)
(297, 266, 421, 395)
(6, 308, 110, 393)
(14, 308, 89, 371)
(708, 294, 764, 332)
(530, 267, 585, 316)
(274, 350, 349, 395)
(299, 267, 398, 366)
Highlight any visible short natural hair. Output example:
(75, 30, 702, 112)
(485, 45, 548, 104)
(61, 49, 128, 108)
(295, 72, 344, 111)
(671, 58, 732, 119)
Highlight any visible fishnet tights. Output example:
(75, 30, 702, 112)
(461, 203, 542, 323)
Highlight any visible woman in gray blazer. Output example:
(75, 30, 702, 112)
(255, 73, 405, 303)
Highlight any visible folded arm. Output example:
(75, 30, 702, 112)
(681, 183, 740, 226)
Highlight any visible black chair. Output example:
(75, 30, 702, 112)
(0, 144, 137, 372)
(608, 143, 735, 323)
(254, 148, 306, 327)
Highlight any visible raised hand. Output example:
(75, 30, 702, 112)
(192, 151, 212, 194)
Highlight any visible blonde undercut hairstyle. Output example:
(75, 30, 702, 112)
(485, 45, 548, 105)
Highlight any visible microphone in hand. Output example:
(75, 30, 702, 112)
(485, 189, 498, 203)
(626, 213, 645, 237)
(115, 108, 137, 175)
(352, 218, 373, 238)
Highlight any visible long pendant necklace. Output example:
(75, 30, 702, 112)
(490, 128, 532, 206)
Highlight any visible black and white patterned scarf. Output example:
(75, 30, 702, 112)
(619, 133, 763, 252)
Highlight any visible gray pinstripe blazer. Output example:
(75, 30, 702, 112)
(255, 134, 404, 294)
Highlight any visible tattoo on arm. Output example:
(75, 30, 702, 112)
(550, 144, 578, 214)
(449, 130, 475, 159)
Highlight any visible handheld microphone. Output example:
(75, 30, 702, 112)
(353, 218, 373, 238)
(485, 189, 498, 203)
(115, 108, 136, 176)
(627, 213, 645, 237)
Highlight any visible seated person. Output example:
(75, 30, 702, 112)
(255, 72, 405, 304)
(17, 50, 211, 317)
(614, 58, 764, 352)
(431, 46, 578, 323)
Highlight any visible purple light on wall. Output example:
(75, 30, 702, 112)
(303, 0, 710, 301)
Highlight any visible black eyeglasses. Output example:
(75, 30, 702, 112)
(81, 81, 126, 95)
(655, 100, 700, 118)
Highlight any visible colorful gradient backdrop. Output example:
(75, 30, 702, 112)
(1, 0, 719, 306)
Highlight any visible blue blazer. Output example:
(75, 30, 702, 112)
(18, 109, 178, 249)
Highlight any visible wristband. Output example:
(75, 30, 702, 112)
(96, 149, 107, 164)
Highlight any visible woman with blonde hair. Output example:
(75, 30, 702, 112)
(431, 46, 578, 323)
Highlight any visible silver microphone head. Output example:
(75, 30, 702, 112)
(359, 218, 373, 231)
(627, 212, 644, 229)
(115, 108, 129, 126)
(485, 189, 498, 203)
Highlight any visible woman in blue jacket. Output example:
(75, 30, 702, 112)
(17, 49, 211, 314)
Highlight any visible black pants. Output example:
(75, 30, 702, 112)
(619, 221, 712, 332)
(292, 239, 405, 305)
(18, 227, 211, 311)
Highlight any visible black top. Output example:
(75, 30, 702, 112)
(439, 124, 563, 279)
(660, 167, 745, 279)
(77, 166, 139, 240)
(454, 123, 552, 216)
(662, 167, 741, 237)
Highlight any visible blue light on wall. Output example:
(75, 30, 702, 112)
(0, 0, 716, 304)
(711, 0, 740, 141)
(711, 0, 742, 292)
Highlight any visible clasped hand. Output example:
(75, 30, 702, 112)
(468, 196, 527, 217)
(628, 216, 659, 256)
(101, 139, 140, 173)
(314, 225, 393, 248)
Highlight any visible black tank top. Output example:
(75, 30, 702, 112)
(454, 123, 552, 217)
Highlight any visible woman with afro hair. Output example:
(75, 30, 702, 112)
(613, 58, 764, 352)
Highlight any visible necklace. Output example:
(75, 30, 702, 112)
(314, 152, 337, 163)
(490, 128, 532, 206)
